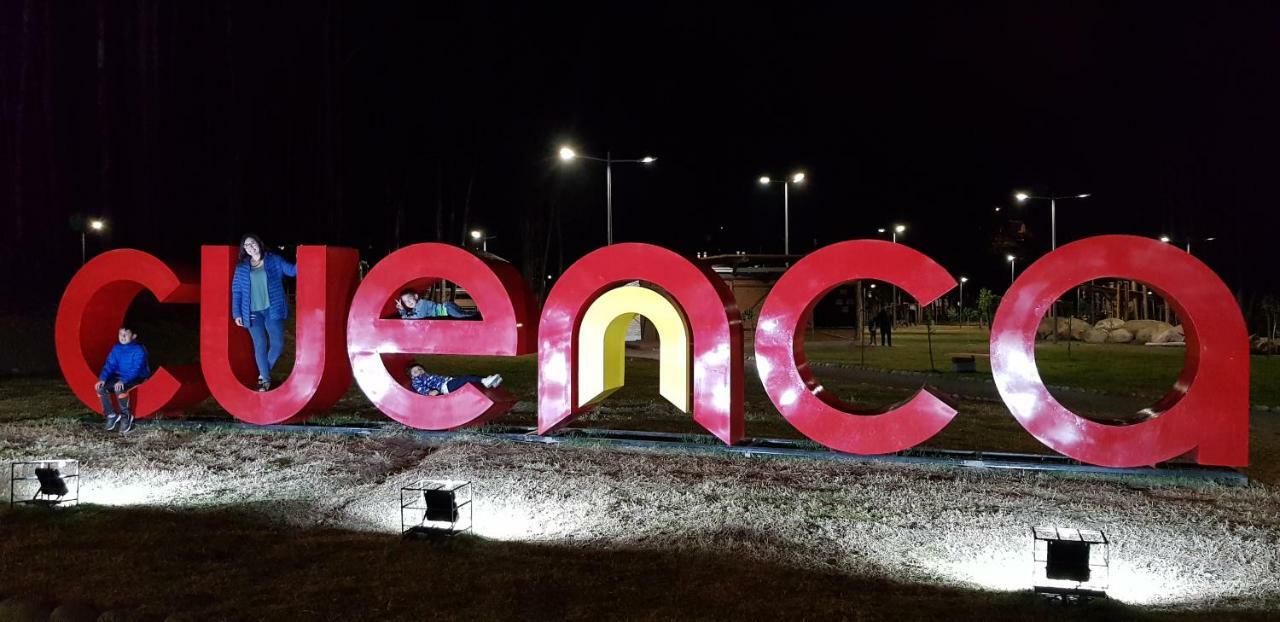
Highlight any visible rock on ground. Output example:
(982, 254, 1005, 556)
(1107, 328, 1135, 343)
(1083, 328, 1109, 344)
(1150, 328, 1185, 344)
(1095, 317, 1126, 330)
(1037, 316, 1092, 340)
(1123, 319, 1174, 344)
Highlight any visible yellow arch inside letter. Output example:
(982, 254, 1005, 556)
(577, 286, 691, 411)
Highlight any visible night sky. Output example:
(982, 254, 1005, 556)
(4, 1, 1279, 314)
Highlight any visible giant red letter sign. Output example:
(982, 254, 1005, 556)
(990, 235, 1249, 467)
(538, 243, 744, 444)
(754, 240, 958, 454)
(200, 246, 359, 424)
(56, 250, 208, 417)
(346, 243, 536, 430)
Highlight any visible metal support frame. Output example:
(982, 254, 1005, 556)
(1032, 526, 1109, 598)
(401, 479, 473, 538)
(139, 419, 1248, 485)
(9, 459, 80, 508)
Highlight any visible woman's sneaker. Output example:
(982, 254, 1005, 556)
(481, 374, 503, 389)
(105, 412, 121, 432)
(258, 378, 271, 392)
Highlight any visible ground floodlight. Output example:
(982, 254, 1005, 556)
(35, 467, 68, 498)
(10, 460, 80, 508)
(402, 480, 473, 539)
(1032, 526, 1109, 598)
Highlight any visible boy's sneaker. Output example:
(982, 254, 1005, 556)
(481, 374, 503, 389)
(119, 411, 135, 435)
(258, 378, 271, 392)
(105, 412, 121, 432)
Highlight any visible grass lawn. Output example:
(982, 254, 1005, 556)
(1, 415, 1279, 620)
(800, 325, 1280, 406)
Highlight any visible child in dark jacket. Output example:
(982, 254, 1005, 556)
(406, 364, 501, 396)
(395, 290, 478, 320)
(95, 326, 151, 434)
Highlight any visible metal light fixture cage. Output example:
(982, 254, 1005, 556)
(1032, 526, 1109, 597)
(9, 460, 80, 508)
(401, 480, 473, 537)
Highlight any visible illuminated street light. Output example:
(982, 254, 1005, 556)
(959, 276, 969, 327)
(557, 145, 655, 245)
(469, 229, 495, 252)
(1015, 190, 1091, 340)
(1013, 191, 1091, 250)
(1160, 234, 1219, 255)
(1007, 254, 1017, 285)
(877, 224, 906, 244)
(759, 171, 807, 255)
(81, 217, 107, 265)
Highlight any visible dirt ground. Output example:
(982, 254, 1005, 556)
(2, 411, 1279, 621)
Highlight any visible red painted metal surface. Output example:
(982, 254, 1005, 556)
(55, 250, 208, 418)
(538, 243, 744, 444)
(200, 246, 359, 425)
(754, 240, 958, 454)
(346, 243, 534, 430)
(990, 235, 1249, 467)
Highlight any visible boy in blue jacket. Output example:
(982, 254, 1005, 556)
(395, 289, 478, 320)
(95, 326, 151, 434)
(406, 363, 501, 396)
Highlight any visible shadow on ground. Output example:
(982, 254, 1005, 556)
(0, 505, 1273, 621)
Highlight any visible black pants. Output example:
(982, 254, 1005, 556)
(96, 378, 140, 416)
(880, 327, 892, 347)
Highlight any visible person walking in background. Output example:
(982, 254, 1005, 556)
(876, 306, 894, 347)
(866, 307, 879, 346)
(395, 289, 478, 319)
(95, 325, 150, 435)
(406, 363, 502, 396)
(230, 233, 296, 392)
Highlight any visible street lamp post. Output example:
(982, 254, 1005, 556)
(875, 224, 908, 322)
(759, 172, 806, 255)
(1161, 234, 1218, 256)
(876, 224, 906, 243)
(469, 229, 496, 252)
(1015, 191, 1090, 341)
(958, 276, 968, 327)
(82, 218, 106, 265)
(1006, 254, 1016, 285)
(1014, 191, 1091, 251)
(559, 146, 656, 245)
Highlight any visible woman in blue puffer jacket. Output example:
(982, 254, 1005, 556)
(231, 233, 296, 391)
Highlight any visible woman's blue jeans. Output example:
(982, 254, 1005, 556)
(247, 313, 286, 380)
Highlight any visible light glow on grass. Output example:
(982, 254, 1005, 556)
(1107, 560, 1206, 606)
